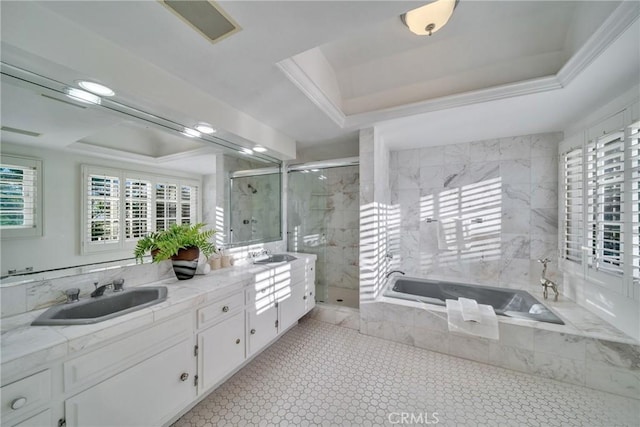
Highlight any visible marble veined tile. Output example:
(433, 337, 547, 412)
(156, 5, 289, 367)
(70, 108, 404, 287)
(443, 161, 500, 188)
(533, 329, 586, 360)
(469, 138, 501, 162)
(500, 158, 531, 184)
(533, 352, 585, 386)
(531, 132, 562, 158)
(531, 156, 558, 184)
(502, 183, 531, 212)
(444, 142, 471, 164)
(585, 361, 640, 399)
(419, 145, 444, 166)
(530, 208, 558, 235)
(499, 135, 531, 160)
(531, 181, 558, 209)
(489, 343, 535, 374)
(586, 339, 640, 370)
(501, 234, 530, 260)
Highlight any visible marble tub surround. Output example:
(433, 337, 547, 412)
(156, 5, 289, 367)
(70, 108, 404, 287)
(360, 295, 640, 399)
(388, 132, 562, 293)
(307, 303, 359, 330)
(1, 253, 315, 385)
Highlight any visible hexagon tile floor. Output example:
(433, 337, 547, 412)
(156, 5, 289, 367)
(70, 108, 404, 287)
(172, 317, 639, 427)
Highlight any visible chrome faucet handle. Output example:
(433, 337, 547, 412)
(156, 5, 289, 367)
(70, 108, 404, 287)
(64, 288, 80, 303)
(113, 278, 125, 292)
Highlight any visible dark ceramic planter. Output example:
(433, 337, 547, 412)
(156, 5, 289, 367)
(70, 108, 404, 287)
(171, 246, 200, 280)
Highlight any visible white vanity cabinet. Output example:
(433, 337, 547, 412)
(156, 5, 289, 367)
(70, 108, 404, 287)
(247, 259, 316, 355)
(1, 369, 52, 427)
(196, 290, 246, 394)
(64, 336, 195, 427)
(278, 261, 316, 330)
(63, 313, 196, 427)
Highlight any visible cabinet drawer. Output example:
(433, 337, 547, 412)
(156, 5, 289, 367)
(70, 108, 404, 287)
(10, 409, 50, 427)
(64, 313, 191, 393)
(197, 291, 244, 330)
(1, 370, 50, 419)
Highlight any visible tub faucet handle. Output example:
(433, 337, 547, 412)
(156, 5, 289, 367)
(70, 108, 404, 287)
(64, 288, 80, 303)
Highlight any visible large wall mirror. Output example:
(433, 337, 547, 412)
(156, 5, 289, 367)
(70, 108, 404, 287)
(0, 62, 282, 283)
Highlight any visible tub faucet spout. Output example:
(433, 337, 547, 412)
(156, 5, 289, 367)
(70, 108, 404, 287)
(386, 270, 405, 279)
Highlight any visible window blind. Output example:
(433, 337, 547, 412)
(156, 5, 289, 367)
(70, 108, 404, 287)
(0, 162, 37, 229)
(586, 129, 625, 275)
(562, 147, 583, 263)
(629, 120, 640, 281)
(87, 174, 120, 243)
(125, 178, 152, 240)
(180, 184, 198, 225)
(155, 183, 178, 231)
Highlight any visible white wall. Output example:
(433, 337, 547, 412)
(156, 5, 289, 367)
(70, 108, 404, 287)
(1, 143, 202, 275)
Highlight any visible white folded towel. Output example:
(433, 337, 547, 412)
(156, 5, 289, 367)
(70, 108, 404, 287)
(458, 297, 482, 323)
(445, 299, 499, 340)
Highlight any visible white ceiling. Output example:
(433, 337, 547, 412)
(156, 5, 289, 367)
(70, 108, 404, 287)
(1, 1, 639, 159)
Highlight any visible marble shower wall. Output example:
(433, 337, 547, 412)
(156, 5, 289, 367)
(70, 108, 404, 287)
(389, 132, 562, 292)
(288, 166, 360, 303)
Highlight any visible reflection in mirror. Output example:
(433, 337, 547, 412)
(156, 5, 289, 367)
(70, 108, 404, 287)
(229, 167, 281, 246)
(0, 62, 282, 284)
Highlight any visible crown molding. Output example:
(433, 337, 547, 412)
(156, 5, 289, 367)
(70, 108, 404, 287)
(557, 1, 640, 86)
(279, 1, 639, 131)
(344, 76, 562, 129)
(68, 142, 215, 164)
(277, 58, 346, 127)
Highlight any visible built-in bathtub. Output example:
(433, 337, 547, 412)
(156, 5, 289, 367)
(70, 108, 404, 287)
(384, 276, 564, 325)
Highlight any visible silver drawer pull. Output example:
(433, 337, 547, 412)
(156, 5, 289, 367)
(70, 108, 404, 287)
(236, 338, 241, 344)
(250, 329, 256, 335)
(303, 295, 307, 300)
(11, 397, 27, 410)
(222, 305, 229, 312)
(180, 373, 189, 382)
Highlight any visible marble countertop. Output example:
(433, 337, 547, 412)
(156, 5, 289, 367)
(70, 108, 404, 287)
(0, 253, 315, 383)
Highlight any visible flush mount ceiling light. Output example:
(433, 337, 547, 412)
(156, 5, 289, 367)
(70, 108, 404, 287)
(64, 87, 102, 105)
(401, 0, 458, 36)
(253, 145, 267, 153)
(240, 148, 253, 155)
(181, 127, 201, 138)
(77, 80, 115, 96)
(194, 122, 216, 134)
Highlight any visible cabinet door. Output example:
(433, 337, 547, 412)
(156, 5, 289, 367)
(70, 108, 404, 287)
(198, 311, 245, 393)
(65, 338, 195, 427)
(278, 280, 306, 331)
(247, 304, 278, 356)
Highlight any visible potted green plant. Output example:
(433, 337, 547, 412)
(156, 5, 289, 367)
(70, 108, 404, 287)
(134, 223, 216, 280)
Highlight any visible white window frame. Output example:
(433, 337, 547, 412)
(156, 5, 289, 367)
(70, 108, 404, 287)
(560, 108, 639, 298)
(82, 165, 200, 255)
(0, 154, 43, 239)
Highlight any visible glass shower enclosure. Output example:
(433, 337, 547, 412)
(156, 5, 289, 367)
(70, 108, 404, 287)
(287, 161, 359, 308)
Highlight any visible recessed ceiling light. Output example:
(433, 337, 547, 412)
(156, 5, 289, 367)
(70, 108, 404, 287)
(311, 169, 319, 172)
(194, 123, 216, 134)
(77, 81, 115, 97)
(240, 148, 253, 155)
(182, 127, 201, 138)
(253, 145, 267, 153)
(65, 87, 101, 105)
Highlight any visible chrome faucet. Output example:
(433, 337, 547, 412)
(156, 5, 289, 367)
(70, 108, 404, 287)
(386, 270, 405, 279)
(538, 258, 559, 301)
(90, 282, 111, 298)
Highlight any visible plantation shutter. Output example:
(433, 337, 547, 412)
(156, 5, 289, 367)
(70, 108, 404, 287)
(629, 120, 640, 282)
(155, 183, 178, 231)
(0, 160, 38, 229)
(125, 178, 152, 240)
(562, 147, 583, 263)
(180, 184, 198, 225)
(586, 128, 625, 275)
(87, 173, 120, 244)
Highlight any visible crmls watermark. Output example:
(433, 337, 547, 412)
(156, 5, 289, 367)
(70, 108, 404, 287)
(388, 412, 440, 424)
